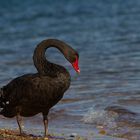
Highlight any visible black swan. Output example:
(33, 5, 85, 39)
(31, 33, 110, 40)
(0, 39, 80, 137)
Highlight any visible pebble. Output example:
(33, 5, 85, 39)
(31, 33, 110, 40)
(70, 133, 78, 137)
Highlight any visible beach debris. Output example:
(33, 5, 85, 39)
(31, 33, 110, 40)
(0, 128, 67, 140)
(99, 129, 106, 135)
(69, 133, 78, 137)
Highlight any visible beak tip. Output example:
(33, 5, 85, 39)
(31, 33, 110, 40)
(77, 69, 80, 74)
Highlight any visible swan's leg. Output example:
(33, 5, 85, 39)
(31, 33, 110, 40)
(42, 114, 49, 137)
(16, 115, 25, 136)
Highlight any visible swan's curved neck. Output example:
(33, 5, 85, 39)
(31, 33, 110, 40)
(33, 39, 70, 75)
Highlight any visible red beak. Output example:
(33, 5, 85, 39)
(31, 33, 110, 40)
(72, 56, 80, 74)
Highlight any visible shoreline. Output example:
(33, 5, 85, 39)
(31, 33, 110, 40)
(0, 128, 87, 140)
(0, 128, 127, 140)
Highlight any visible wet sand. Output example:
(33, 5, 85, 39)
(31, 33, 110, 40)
(0, 130, 86, 140)
(0, 129, 87, 140)
(0, 128, 128, 140)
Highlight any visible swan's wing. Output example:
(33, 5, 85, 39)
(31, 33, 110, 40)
(1, 74, 61, 108)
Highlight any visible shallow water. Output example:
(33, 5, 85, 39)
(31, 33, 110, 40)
(0, 0, 140, 139)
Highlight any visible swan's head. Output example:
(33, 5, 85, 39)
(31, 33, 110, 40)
(64, 47, 80, 74)
(66, 50, 80, 74)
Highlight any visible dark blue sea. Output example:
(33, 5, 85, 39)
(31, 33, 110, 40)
(0, 0, 140, 139)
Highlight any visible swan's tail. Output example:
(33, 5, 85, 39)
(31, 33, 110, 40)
(0, 88, 6, 113)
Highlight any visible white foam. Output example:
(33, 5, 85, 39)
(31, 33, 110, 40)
(82, 107, 117, 128)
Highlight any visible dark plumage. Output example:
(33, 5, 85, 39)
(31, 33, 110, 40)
(0, 39, 80, 137)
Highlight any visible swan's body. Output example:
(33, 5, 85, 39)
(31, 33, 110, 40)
(1, 72, 70, 118)
(0, 39, 80, 137)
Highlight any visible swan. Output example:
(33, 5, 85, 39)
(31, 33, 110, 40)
(0, 39, 80, 137)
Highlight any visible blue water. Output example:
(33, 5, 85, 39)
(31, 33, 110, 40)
(0, 0, 140, 139)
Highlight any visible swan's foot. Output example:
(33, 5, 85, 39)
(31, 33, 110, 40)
(44, 136, 49, 140)
(44, 134, 51, 137)
(18, 132, 27, 137)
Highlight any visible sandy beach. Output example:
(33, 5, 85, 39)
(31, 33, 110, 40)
(0, 128, 128, 140)
(0, 128, 80, 140)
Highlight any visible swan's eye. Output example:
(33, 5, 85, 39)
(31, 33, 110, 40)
(72, 55, 80, 74)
